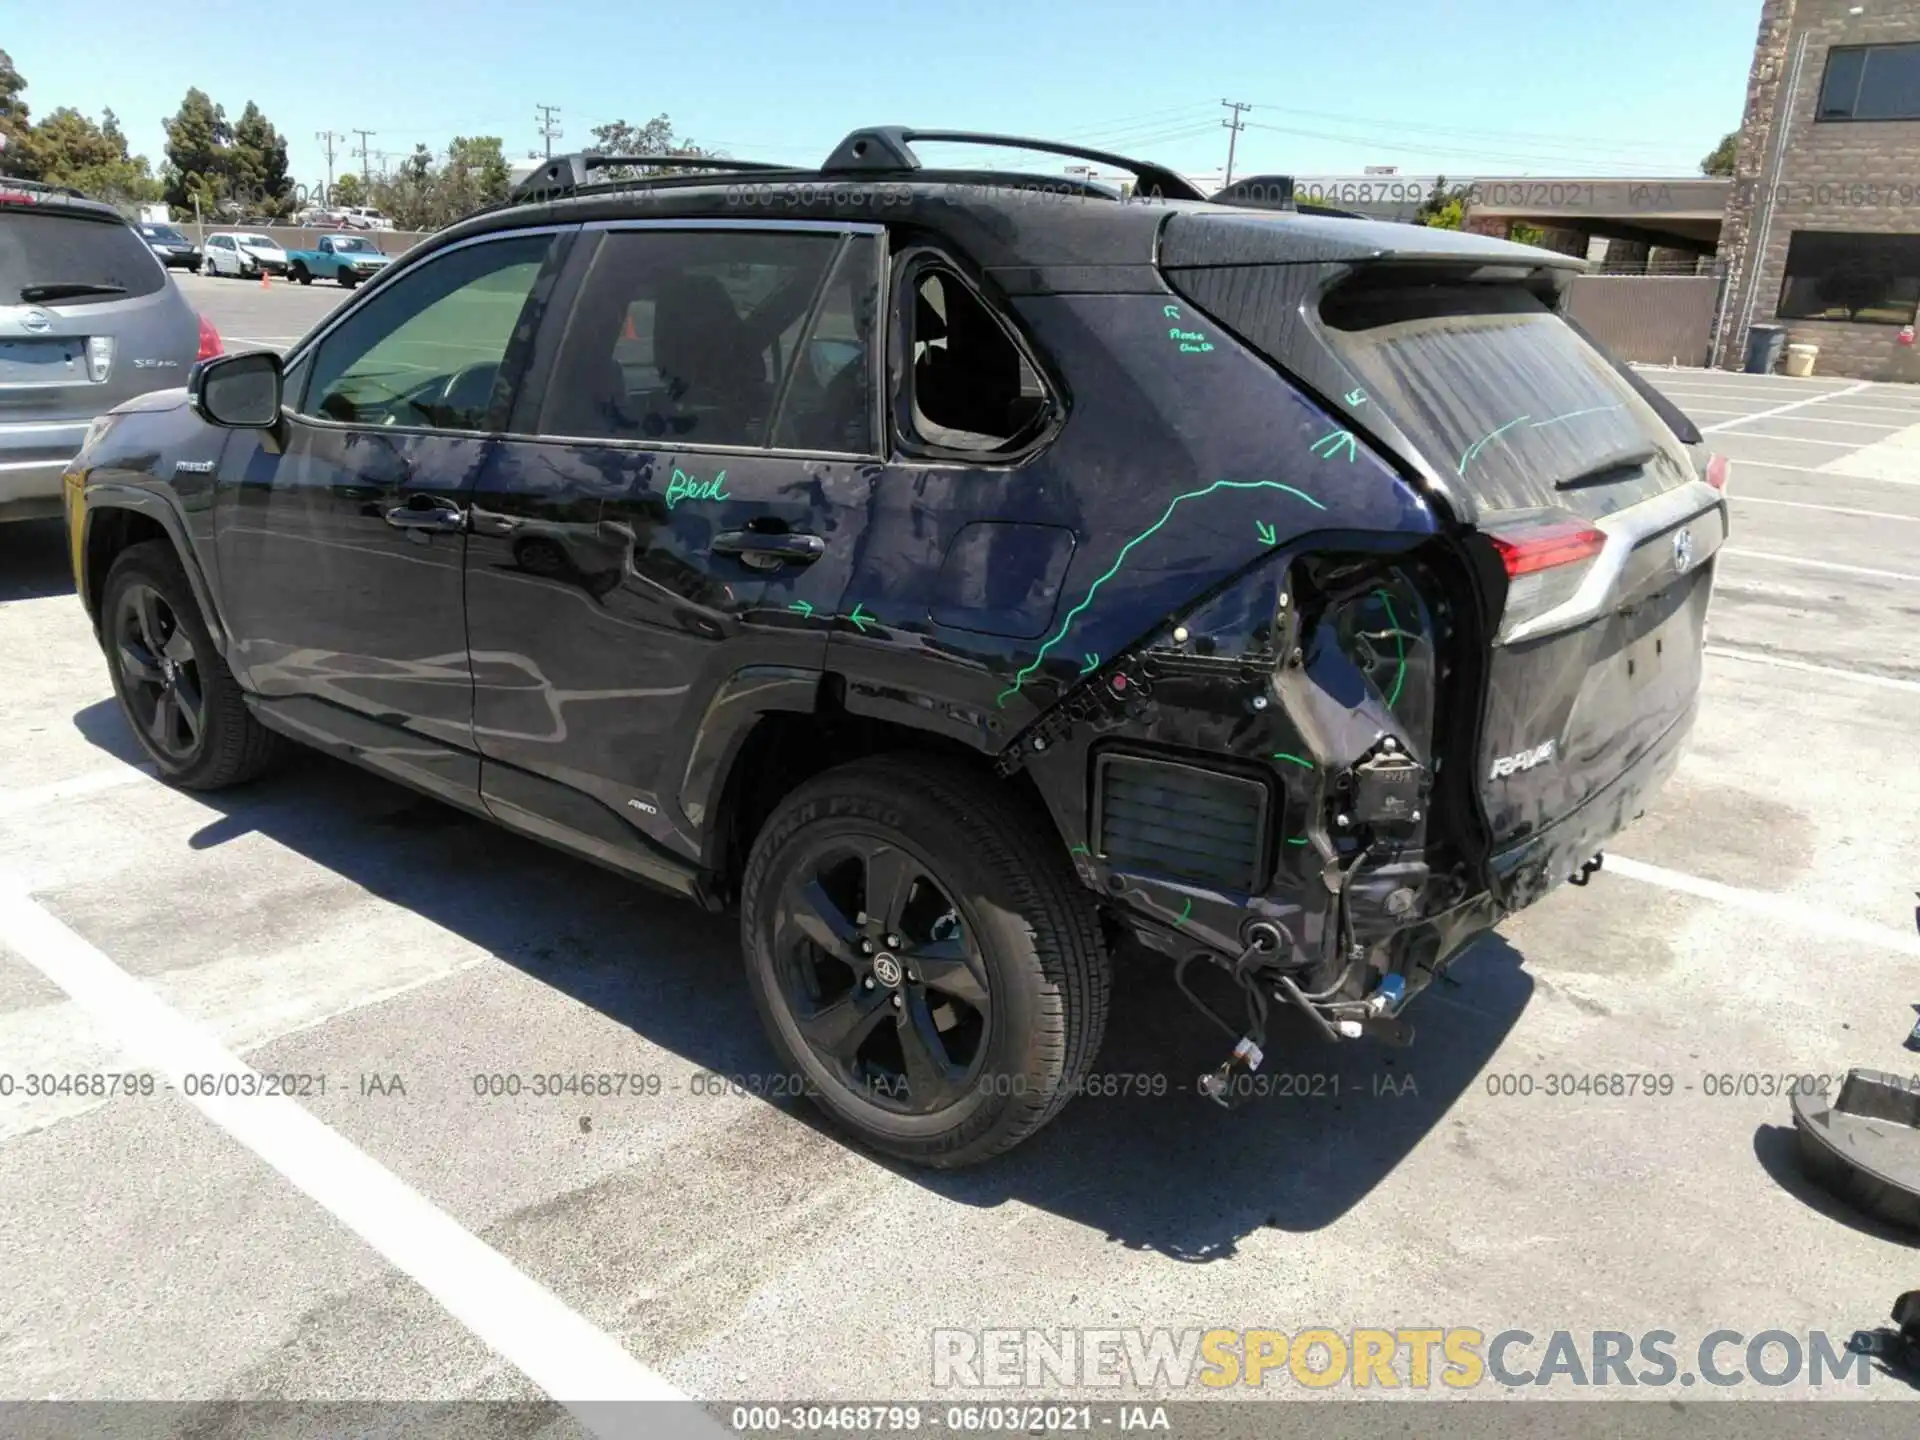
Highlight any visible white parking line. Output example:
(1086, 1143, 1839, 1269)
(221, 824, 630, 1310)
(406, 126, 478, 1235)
(1731, 459, 1920, 487)
(1720, 548, 1920, 582)
(0, 878, 708, 1435)
(1712, 431, 1867, 448)
(1697, 381, 1874, 434)
(1731, 495, 1920, 523)
(1604, 855, 1920, 958)
(0, 763, 154, 819)
(1707, 645, 1920, 694)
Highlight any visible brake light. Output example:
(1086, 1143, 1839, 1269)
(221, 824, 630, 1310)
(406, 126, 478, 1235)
(1488, 519, 1606, 577)
(1704, 454, 1730, 492)
(195, 313, 223, 362)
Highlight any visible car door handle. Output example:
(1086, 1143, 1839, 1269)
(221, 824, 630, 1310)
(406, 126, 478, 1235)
(385, 500, 467, 533)
(711, 530, 825, 566)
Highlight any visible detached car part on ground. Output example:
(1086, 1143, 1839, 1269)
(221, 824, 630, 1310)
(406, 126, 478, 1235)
(0, 180, 221, 523)
(62, 129, 1729, 1166)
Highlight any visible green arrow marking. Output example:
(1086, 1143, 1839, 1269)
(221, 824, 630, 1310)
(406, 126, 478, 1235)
(1343, 388, 1368, 407)
(788, 600, 814, 618)
(993, 478, 1327, 707)
(1310, 429, 1358, 463)
(1080, 652, 1100, 676)
(846, 603, 872, 633)
(1175, 897, 1193, 926)
(1271, 752, 1314, 770)
(1255, 520, 1277, 546)
(1070, 843, 1089, 855)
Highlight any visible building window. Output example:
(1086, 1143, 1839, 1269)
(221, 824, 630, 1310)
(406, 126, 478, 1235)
(1818, 43, 1920, 121)
(1777, 231, 1920, 325)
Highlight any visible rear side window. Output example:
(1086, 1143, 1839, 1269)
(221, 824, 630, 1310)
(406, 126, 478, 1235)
(904, 268, 1050, 455)
(539, 228, 841, 449)
(1319, 281, 1694, 518)
(0, 209, 166, 304)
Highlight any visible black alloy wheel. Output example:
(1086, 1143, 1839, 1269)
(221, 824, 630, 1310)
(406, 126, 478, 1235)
(112, 580, 206, 765)
(772, 831, 992, 1116)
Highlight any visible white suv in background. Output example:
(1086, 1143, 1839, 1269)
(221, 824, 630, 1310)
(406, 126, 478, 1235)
(202, 232, 290, 278)
(339, 207, 393, 231)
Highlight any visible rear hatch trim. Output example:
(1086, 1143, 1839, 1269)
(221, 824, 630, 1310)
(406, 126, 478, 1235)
(1500, 480, 1727, 645)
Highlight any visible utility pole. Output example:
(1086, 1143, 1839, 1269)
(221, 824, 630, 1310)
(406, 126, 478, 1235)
(316, 130, 345, 203)
(534, 104, 563, 160)
(1221, 99, 1252, 187)
(353, 129, 376, 185)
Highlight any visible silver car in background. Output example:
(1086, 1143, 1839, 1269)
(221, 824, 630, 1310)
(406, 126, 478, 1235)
(0, 179, 220, 522)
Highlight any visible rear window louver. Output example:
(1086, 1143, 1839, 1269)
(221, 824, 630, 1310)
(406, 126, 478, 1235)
(1093, 754, 1271, 893)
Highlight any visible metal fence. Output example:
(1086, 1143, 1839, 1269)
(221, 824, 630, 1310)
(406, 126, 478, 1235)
(1565, 273, 1726, 368)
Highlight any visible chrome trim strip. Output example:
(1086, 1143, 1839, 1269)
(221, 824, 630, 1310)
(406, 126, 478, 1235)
(0, 420, 89, 435)
(1498, 480, 1727, 646)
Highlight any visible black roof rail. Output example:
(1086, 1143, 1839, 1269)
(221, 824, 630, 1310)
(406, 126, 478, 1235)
(512, 151, 789, 203)
(821, 127, 1206, 201)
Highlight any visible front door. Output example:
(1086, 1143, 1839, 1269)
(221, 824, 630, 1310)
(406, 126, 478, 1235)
(213, 230, 565, 805)
(463, 221, 883, 863)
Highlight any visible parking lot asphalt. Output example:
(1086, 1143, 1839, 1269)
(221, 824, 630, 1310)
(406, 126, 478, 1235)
(2, 280, 1919, 1420)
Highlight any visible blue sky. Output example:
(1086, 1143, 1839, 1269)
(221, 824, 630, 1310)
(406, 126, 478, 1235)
(8, 0, 1763, 194)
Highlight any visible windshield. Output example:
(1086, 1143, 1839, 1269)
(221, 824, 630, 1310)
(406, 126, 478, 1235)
(332, 236, 374, 252)
(237, 234, 276, 248)
(141, 225, 189, 244)
(0, 208, 166, 303)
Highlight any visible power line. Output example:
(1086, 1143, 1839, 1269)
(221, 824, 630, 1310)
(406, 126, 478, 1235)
(315, 130, 345, 200)
(534, 104, 563, 160)
(1220, 99, 1252, 186)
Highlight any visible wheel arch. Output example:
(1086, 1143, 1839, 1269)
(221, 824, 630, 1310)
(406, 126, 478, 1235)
(81, 489, 228, 653)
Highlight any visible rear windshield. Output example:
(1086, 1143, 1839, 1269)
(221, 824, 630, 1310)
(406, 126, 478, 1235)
(1320, 282, 1694, 518)
(0, 208, 167, 303)
(140, 225, 189, 244)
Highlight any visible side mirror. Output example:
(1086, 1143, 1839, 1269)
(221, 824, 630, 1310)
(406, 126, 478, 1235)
(191, 350, 283, 429)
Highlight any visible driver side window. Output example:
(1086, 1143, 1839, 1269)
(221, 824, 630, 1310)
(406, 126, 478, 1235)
(300, 233, 554, 432)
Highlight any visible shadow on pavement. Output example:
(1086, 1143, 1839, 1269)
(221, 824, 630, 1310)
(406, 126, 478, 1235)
(0, 519, 76, 602)
(76, 698, 1533, 1260)
(1752, 1123, 1920, 1251)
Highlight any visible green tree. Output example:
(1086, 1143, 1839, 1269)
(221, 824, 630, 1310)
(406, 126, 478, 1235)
(162, 87, 230, 212)
(1508, 221, 1547, 247)
(369, 144, 441, 229)
(441, 134, 511, 215)
(1415, 175, 1473, 229)
(228, 101, 292, 217)
(26, 106, 160, 203)
(0, 48, 35, 177)
(329, 171, 365, 208)
(586, 115, 714, 180)
(1700, 130, 1739, 177)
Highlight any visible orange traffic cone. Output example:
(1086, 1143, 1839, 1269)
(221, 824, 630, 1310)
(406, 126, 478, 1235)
(260, 266, 270, 290)
(622, 313, 638, 341)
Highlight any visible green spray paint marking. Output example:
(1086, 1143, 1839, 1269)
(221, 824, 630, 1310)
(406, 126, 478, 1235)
(1176, 898, 1193, 926)
(1285, 836, 1311, 846)
(1343, 388, 1368, 407)
(1271, 752, 1314, 770)
(1311, 429, 1357, 463)
(666, 466, 729, 508)
(1255, 520, 1277, 546)
(993, 478, 1327, 707)
(845, 603, 873, 634)
(1530, 403, 1623, 431)
(1079, 652, 1100, 676)
(1070, 843, 1089, 855)
(1374, 589, 1407, 709)
(1456, 417, 1530, 475)
(788, 600, 814, 618)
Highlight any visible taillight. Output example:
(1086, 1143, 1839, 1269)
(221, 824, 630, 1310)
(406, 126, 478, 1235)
(195, 314, 223, 362)
(1484, 513, 1608, 642)
(1704, 453, 1730, 492)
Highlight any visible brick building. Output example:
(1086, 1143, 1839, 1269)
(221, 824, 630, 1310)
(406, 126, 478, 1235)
(1713, 0, 1920, 379)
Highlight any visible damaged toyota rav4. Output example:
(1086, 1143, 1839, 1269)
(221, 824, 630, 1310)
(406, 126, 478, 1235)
(63, 128, 1728, 1167)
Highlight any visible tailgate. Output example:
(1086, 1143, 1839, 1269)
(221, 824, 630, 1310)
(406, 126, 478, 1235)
(1159, 214, 1727, 866)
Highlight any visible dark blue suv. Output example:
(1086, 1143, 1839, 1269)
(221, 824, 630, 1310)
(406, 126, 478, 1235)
(64, 128, 1729, 1166)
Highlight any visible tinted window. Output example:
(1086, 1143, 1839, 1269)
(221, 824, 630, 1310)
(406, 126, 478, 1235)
(771, 235, 879, 453)
(303, 233, 553, 430)
(1819, 43, 1920, 120)
(1777, 231, 1920, 324)
(906, 269, 1050, 454)
(0, 209, 166, 303)
(141, 225, 189, 244)
(1318, 281, 1694, 519)
(540, 228, 839, 447)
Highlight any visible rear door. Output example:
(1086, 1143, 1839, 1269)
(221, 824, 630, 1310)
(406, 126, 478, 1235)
(461, 220, 879, 865)
(1163, 228, 1728, 862)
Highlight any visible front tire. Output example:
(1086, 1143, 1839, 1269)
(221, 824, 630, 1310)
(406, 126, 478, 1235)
(740, 755, 1111, 1168)
(292, 262, 312, 285)
(101, 541, 286, 790)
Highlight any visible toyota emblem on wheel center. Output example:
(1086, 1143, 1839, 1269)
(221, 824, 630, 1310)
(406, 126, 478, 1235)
(1672, 527, 1694, 573)
(872, 953, 904, 988)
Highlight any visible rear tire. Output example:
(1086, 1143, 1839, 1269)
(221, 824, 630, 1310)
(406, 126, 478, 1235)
(101, 541, 287, 791)
(739, 755, 1111, 1168)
